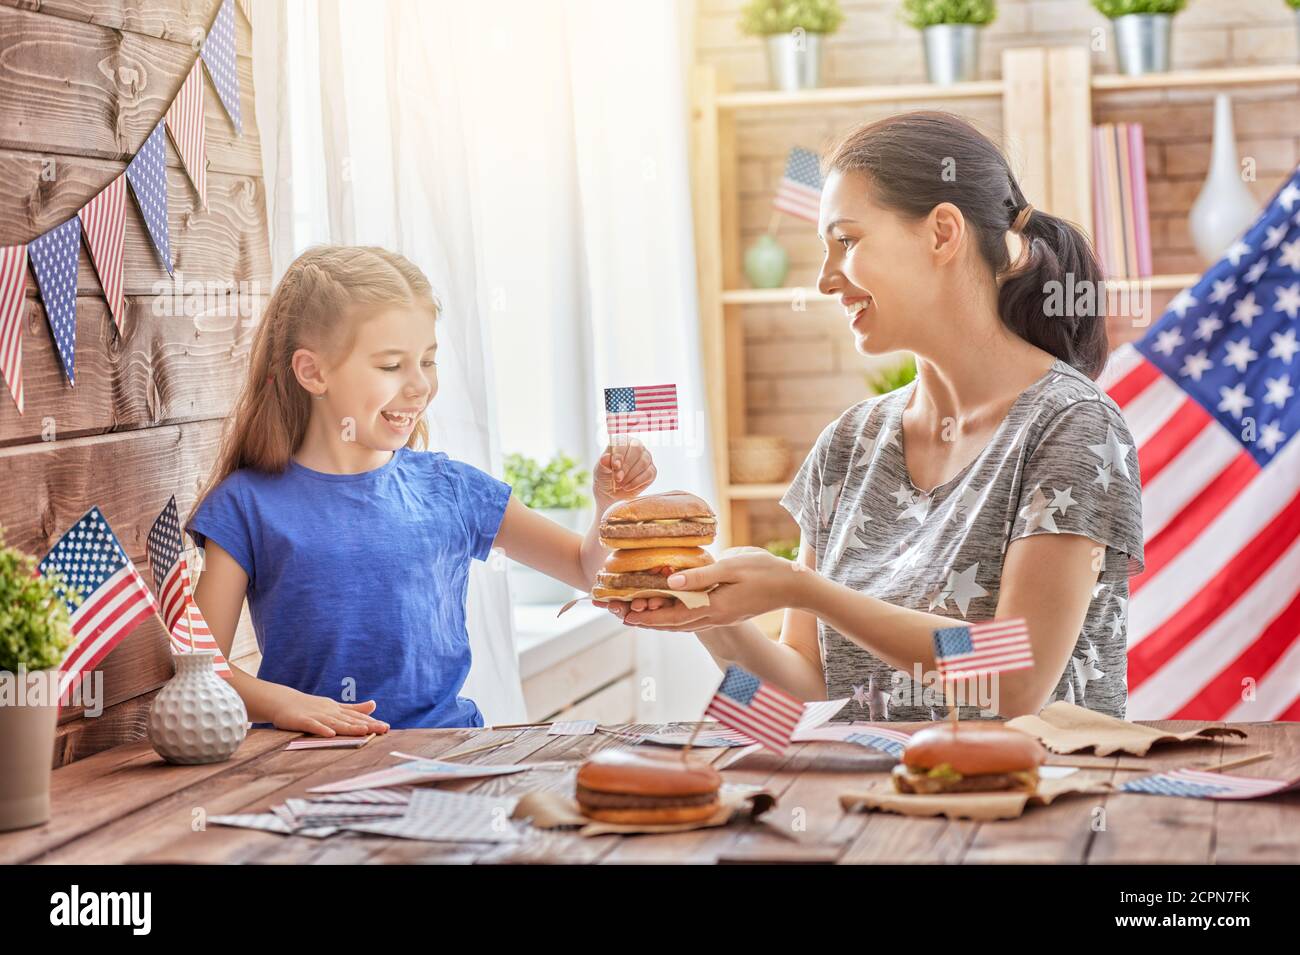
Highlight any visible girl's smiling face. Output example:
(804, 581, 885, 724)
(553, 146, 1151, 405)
(816, 167, 945, 357)
(298, 305, 439, 453)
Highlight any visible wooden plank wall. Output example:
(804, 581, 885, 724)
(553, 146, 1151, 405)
(0, 0, 270, 766)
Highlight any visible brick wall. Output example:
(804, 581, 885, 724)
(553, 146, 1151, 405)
(695, 0, 1300, 545)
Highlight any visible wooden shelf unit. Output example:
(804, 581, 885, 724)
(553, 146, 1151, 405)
(690, 50, 1300, 548)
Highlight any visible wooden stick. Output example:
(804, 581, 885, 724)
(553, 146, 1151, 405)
(681, 721, 704, 762)
(184, 599, 196, 653)
(489, 722, 551, 730)
(391, 736, 516, 763)
(1201, 751, 1273, 774)
(945, 680, 958, 732)
(767, 210, 781, 234)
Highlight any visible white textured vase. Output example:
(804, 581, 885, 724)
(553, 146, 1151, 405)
(148, 651, 248, 764)
(1189, 94, 1261, 265)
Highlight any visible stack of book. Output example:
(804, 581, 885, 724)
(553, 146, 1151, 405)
(1092, 123, 1153, 279)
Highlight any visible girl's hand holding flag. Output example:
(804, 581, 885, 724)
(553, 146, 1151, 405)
(593, 436, 656, 508)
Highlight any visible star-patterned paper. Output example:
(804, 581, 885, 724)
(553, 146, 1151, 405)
(126, 121, 174, 274)
(201, 0, 243, 136)
(27, 216, 82, 386)
(781, 358, 1145, 722)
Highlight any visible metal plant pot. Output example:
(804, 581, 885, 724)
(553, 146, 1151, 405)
(764, 31, 824, 91)
(922, 24, 981, 86)
(1112, 13, 1172, 76)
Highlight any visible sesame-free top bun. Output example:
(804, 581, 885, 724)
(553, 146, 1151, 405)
(901, 722, 1047, 775)
(600, 490, 715, 524)
(575, 749, 722, 825)
(598, 491, 718, 550)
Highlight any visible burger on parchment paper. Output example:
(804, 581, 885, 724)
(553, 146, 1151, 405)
(592, 490, 717, 601)
(892, 722, 1047, 795)
(575, 748, 722, 824)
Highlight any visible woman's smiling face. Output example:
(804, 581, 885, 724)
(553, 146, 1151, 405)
(817, 167, 937, 357)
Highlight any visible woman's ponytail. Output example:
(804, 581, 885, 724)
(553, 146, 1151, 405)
(825, 111, 1109, 379)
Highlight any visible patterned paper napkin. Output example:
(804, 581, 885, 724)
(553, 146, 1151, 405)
(1120, 768, 1300, 800)
(341, 789, 522, 842)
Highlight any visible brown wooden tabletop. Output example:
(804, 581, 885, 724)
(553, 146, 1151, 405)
(3, 719, 1298, 864)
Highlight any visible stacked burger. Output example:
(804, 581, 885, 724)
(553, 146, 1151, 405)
(592, 490, 717, 600)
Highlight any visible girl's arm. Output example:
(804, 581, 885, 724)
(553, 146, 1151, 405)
(194, 541, 390, 737)
(494, 439, 656, 590)
(621, 532, 1100, 717)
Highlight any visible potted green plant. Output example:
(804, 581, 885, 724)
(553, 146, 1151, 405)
(503, 452, 592, 604)
(900, 0, 996, 86)
(0, 531, 75, 831)
(739, 0, 845, 92)
(1092, 0, 1186, 75)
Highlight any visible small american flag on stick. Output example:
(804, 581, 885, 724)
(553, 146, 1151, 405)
(147, 495, 232, 677)
(932, 617, 1033, 681)
(39, 506, 160, 700)
(773, 147, 822, 223)
(604, 384, 678, 435)
(704, 665, 803, 754)
(1121, 768, 1299, 800)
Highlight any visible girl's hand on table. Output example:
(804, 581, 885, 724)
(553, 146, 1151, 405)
(592, 437, 656, 510)
(599, 547, 807, 630)
(268, 688, 390, 737)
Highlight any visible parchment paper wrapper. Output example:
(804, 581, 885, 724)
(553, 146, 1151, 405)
(1007, 701, 1247, 757)
(511, 786, 776, 836)
(557, 587, 712, 617)
(840, 775, 1114, 821)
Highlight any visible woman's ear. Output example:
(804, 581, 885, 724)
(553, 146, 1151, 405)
(930, 201, 966, 265)
(291, 347, 328, 399)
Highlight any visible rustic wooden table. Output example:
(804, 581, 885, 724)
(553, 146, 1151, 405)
(3, 720, 1297, 864)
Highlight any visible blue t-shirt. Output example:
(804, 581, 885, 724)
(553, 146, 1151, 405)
(185, 447, 511, 729)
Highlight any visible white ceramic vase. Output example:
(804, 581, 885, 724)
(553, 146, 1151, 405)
(148, 651, 248, 764)
(1189, 94, 1261, 265)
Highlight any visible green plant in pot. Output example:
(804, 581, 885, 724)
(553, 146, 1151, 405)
(739, 0, 845, 92)
(1092, 0, 1186, 76)
(503, 452, 592, 604)
(900, 0, 996, 86)
(0, 531, 75, 831)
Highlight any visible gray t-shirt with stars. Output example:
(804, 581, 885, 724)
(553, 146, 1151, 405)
(780, 358, 1145, 722)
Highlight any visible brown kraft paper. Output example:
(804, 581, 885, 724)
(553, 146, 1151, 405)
(1007, 701, 1247, 757)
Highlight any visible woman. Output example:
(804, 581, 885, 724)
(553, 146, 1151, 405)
(604, 112, 1144, 721)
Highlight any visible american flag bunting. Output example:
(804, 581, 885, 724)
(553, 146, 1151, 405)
(126, 121, 173, 274)
(201, 0, 243, 136)
(165, 59, 209, 209)
(0, 244, 28, 413)
(79, 174, 128, 335)
(27, 216, 81, 386)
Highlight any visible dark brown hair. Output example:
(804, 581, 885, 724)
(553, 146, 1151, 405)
(825, 111, 1108, 378)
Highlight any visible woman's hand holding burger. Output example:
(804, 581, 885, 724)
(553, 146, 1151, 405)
(603, 546, 807, 628)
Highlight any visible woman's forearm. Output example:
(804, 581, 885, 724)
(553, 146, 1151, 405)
(694, 620, 827, 701)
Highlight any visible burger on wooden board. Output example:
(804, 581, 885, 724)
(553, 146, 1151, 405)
(575, 748, 722, 824)
(891, 722, 1048, 795)
(593, 490, 717, 600)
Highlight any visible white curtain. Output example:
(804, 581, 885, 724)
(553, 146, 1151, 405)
(252, 0, 718, 723)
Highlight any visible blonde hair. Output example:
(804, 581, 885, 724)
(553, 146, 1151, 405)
(192, 245, 439, 519)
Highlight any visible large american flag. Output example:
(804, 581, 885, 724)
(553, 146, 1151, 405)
(39, 507, 160, 700)
(932, 617, 1033, 681)
(773, 146, 822, 222)
(604, 384, 678, 434)
(703, 664, 803, 753)
(147, 495, 232, 677)
(1102, 166, 1300, 721)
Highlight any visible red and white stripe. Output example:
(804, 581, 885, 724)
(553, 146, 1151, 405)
(1135, 768, 1298, 799)
(935, 618, 1034, 681)
(157, 555, 232, 677)
(60, 566, 160, 699)
(774, 179, 821, 222)
(0, 244, 27, 414)
(1101, 344, 1300, 720)
(165, 59, 208, 209)
(79, 174, 127, 334)
(705, 684, 803, 753)
(607, 384, 678, 435)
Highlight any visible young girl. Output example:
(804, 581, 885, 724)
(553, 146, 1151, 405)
(187, 245, 656, 736)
